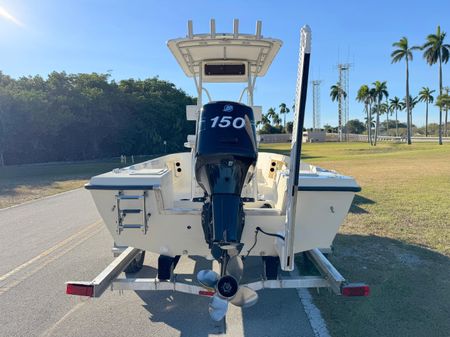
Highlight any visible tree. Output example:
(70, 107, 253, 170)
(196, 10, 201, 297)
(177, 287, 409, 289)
(384, 97, 390, 135)
(323, 124, 334, 133)
(391, 37, 419, 145)
(379, 102, 389, 135)
(330, 82, 347, 141)
(356, 84, 372, 144)
(286, 121, 294, 133)
(389, 96, 402, 137)
(421, 25, 450, 145)
(364, 115, 375, 130)
(0, 72, 195, 165)
(266, 107, 276, 125)
(261, 113, 270, 127)
(272, 113, 282, 126)
(278, 103, 290, 131)
(435, 94, 450, 127)
(402, 95, 419, 135)
(418, 87, 435, 137)
(371, 81, 389, 145)
(346, 119, 366, 134)
(445, 87, 450, 137)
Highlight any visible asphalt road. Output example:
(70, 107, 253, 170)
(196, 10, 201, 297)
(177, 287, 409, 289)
(0, 189, 317, 337)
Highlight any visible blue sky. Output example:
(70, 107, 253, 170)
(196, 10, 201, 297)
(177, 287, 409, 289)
(1, 0, 449, 127)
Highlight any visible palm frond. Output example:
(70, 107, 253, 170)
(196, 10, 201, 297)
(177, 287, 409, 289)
(442, 45, 450, 63)
(391, 54, 404, 63)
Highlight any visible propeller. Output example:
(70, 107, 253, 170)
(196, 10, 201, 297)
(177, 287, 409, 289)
(226, 255, 243, 281)
(197, 255, 259, 321)
(197, 269, 219, 289)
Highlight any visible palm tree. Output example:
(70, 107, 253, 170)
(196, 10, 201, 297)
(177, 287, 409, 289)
(272, 113, 282, 126)
(364, 115, 376, 131)
(330, 82, 347, 141)
(389, 96, 402, 137)
(418, 87, 435, 137)
(444, 87, 450, 137)
(403, 95, 419, 135)
(391, 37, 419, 145)
(266, 107, 276, 125)
(421, 26, 450, 144)
(379, 102, 389, 135)
(372, 81, 389, 145)
(385, 96, 390, 135)
(278, 103, 290, 131)
(257, 113, 270, 129)
(356, 84, 372, 144)
(369, 87, 377, 143)
(436, 94, 450, 133)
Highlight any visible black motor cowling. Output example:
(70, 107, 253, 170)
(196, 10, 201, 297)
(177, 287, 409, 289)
(195, 101, 257, 254)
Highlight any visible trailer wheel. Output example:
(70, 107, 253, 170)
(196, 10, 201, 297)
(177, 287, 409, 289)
(263, 256, 279, 280)
(124, 250, 145, 273)
(301, 252, 314, 272)
(158, 255, 181, 280)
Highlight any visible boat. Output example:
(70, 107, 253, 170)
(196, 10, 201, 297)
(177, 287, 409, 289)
(68, 20, 367, 321)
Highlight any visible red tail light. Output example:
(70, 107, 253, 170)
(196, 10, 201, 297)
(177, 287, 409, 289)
(198, 290, 215, 297)
(66, 283, 94, 297)
(342, 283, 370, 297)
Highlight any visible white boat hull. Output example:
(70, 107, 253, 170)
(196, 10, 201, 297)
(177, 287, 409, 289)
(87, 152, 359, 258)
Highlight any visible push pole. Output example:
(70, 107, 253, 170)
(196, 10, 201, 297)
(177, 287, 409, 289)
(281, 25, 311, 271)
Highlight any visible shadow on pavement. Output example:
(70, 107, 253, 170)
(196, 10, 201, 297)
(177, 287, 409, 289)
(135, 257, 225, 337)
(312, 233, 450, 337)
(134, 256, 316, 337)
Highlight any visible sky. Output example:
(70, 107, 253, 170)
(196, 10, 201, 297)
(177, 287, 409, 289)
(1, 0, 449, 128)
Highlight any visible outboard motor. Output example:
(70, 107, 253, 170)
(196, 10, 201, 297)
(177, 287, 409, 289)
(195, 101, 257, 257)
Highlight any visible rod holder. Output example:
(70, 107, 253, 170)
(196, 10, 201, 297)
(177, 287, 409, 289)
(256, 20, 262, 39)
(210, 19, 216, 38)
(187, 20, 193, 39)
(233, 19, 239, 38)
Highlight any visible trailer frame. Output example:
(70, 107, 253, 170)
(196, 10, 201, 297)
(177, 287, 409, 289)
(66, 246, 369, 298)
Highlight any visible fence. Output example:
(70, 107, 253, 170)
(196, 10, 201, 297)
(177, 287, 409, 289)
(326, 133, 450, 143)
(259, 133, 450, 143)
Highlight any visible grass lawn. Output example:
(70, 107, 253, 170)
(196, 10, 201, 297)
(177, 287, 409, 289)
(0, 157, 152, 208)
(261, 142, 450, 337)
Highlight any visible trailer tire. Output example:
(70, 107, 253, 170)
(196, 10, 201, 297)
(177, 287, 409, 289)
(263, 256, 279, 280)
(125, 250, 145, 273)
(158, 255, 180, 280)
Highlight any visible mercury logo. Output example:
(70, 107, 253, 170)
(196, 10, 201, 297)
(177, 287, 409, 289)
(223, 104, 233, 112)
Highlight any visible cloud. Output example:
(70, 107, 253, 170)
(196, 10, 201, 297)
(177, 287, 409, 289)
(0, 6, 24, 27)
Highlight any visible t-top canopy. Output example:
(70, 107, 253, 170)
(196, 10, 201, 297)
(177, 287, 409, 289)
(167, 19, 282, 83)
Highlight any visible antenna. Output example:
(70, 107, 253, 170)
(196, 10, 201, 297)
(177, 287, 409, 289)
(311, 80, 322, 131)
(336, 63, 352, 141)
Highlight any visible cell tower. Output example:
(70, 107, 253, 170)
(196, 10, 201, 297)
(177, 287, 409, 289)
(337, 63, 351, 141)
(311, 80, 322, 131)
